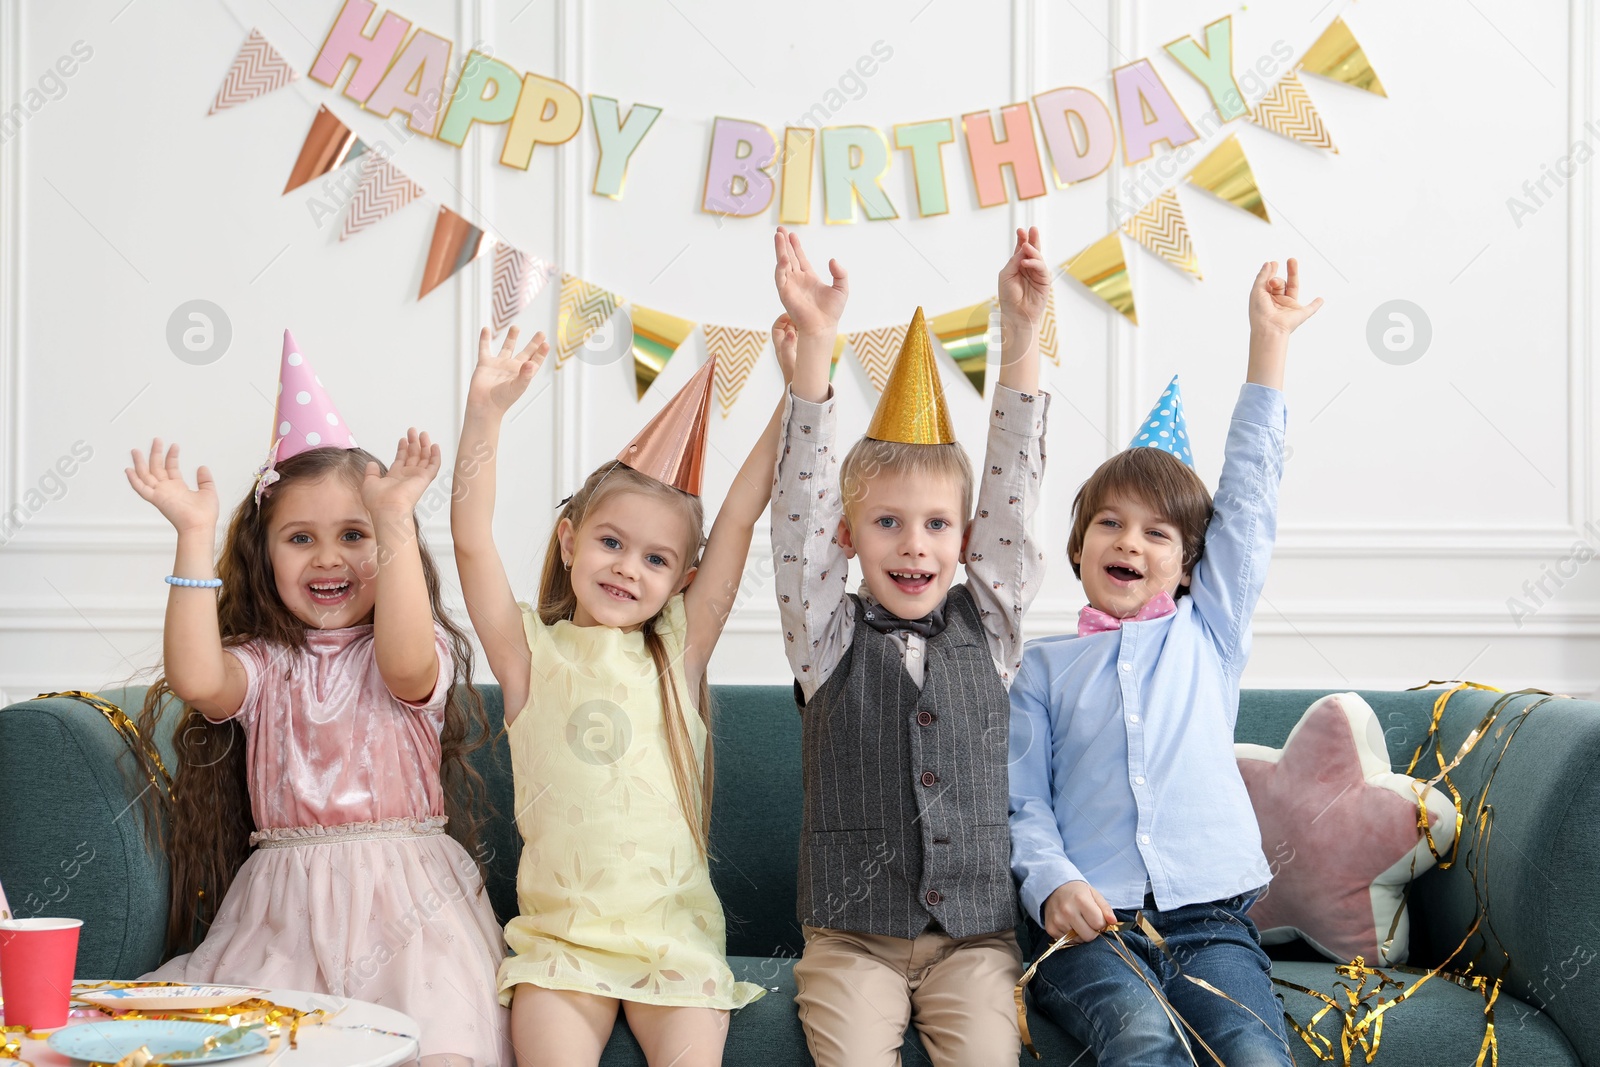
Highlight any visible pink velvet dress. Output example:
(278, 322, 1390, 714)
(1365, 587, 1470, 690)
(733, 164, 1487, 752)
(144, 624, 512, 1066)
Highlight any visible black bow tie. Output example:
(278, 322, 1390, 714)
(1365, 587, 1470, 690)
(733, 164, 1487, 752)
(861, 600, 947, 639)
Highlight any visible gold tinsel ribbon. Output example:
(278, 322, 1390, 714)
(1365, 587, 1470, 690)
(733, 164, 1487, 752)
(1270, 681, 1563, 1067)
(34, 691, 174, 802)
(1015, 912, 1289, 1063)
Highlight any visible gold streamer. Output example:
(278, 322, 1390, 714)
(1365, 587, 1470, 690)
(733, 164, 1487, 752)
(1062, 232, 1137, 325)
(36, 691, 173, 801)
(628, 305, 697, 400)
(1184, 134, 1270, 223)
(1298, 16, 1387, 97)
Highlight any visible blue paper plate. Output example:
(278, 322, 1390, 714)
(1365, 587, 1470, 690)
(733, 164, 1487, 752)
(48, 1019, 270, 1063)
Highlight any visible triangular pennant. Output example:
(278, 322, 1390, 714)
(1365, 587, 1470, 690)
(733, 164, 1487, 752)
(846, 324, 909, 393)
(830, 334, 847, 380)
(927, 300, 993, 396)
(1062, 232, 1138, 325)
(630, 306, 698, 399)
(1039, 287, 1060, 367)
(1250, 72, 1338, 153)
(704, 325, 771, 418)
(556, 273, 623, 366)
(340, 153, 425, 241)
(1122, 190, 1202, 279)
(418, 206, 488, 299)
(1183, 134, 1270, 223)
(210, 29, 298, 114)
(1298, 16, 1387, 97)
(284, 105, 367, 194)
(491, 245, 554, 335)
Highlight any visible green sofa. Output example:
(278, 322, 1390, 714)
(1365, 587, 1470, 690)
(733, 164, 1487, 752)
(1, 685, 1595, 1065)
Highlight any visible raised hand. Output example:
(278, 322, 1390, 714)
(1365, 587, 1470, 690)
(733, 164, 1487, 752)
(773, 227, 848, 335)
(998, 225, 1050, 325)
(1250, 258, 1324, 336)
(362, 427, 441, 519)
(772, 313, 798, 385)
(467, 326, 549, 415)
(126, 439, 218, 534)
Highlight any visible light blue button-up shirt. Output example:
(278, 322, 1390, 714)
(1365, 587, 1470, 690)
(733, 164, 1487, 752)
(1009, 383, 1284, 920)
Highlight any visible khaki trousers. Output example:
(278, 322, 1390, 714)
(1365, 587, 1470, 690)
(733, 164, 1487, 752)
(793, 924, 1023, 1067)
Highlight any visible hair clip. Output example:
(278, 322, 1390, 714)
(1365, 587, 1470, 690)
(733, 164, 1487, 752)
(252, 438, 284, 508)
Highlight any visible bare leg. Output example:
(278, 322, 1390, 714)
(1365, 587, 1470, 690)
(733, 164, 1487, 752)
(508, 984, 620, 1067)
(621, 1002, 730, 1067)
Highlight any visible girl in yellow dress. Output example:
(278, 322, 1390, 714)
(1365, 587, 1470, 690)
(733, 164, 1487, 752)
(450, 295, 821, 1064)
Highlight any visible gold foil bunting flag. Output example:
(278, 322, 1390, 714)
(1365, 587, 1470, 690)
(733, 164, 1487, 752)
(928, 299, 994, 395)
(630, 305, 698, 399)
(418, 206, 488, 299)
(210, 29, 298, 114)
(1250, 72, 1338, 153)
(1298, 16, 1387, 97)
(704, 324, 770, 417)
(283, 104, 368, 194)
(830, 334, 847, 380)
(1183, 134, 1270, 222)
(491, 245, 554, 334)
(846, 323, 909, 393)
(556, 273, 622, 366)
(1123, 190, 1202, 279)
(340, 152, 425, 241)
(1062, 232, 1138, 325)
(1038, 286, 1060, 367)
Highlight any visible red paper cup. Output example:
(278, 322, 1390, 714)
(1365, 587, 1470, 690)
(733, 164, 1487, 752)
(0, 918, 82, 1030)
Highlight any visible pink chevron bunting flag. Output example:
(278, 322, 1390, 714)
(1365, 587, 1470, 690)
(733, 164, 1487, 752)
(340, 152, 426, 241)
(491, 245, 555, 334)
(210, 29, 298, 115)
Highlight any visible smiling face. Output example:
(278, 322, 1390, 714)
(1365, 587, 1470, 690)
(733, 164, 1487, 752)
(839, 467, 968, 620)
(1073, 493, 1191, 618)
(558, 489, 698, 631)
(265, 473, 379, 629)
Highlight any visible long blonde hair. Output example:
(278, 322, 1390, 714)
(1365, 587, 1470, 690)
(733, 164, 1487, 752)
(538, 461, 715, 855)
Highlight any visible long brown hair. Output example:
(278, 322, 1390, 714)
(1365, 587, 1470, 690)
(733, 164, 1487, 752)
(134, 447, 493, 956)
(538, 461, 715, 855)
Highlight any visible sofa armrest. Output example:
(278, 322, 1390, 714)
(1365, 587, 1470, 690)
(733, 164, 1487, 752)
(0, 693, 171, 977)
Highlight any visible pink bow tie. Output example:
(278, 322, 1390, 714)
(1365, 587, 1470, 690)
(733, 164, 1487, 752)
(1078, 591, 1178, 637)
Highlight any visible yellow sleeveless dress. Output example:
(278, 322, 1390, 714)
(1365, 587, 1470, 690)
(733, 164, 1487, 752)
(496, 595, 765, 1009)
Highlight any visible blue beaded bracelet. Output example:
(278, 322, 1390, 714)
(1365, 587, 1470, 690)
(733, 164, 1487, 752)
(165, 575, 223, 589)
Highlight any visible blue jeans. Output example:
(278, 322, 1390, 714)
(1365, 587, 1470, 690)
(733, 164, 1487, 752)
(1026, 890, 1293, 1067)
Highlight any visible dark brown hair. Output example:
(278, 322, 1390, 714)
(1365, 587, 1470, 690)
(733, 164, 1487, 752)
(1066, 447, 1213, 595)
(537, 461, 715, 855)
(134, 447, 493, 956)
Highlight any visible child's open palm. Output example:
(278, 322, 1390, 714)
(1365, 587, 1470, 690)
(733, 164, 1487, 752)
(362, 428, 441, 517)
(1250, 258, 1324, 336)
(999, 225, 1050, 324)
(467, 326, 549, 415)
(126, 439, 217, 533)
(774, 227, 848, 334)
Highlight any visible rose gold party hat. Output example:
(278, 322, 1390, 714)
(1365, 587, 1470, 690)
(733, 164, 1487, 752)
(616, 356, 716, 496)
(866, 307, 956, 445)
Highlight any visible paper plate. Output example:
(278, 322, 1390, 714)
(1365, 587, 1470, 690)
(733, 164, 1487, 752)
(75, 984, 267, 1012)
(48, 1018, 270, 1063)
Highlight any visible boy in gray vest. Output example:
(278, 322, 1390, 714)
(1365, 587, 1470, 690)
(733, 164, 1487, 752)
(770, 225, 1051, 1066)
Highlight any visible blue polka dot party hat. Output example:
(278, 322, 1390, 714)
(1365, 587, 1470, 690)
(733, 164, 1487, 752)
(1128, 374, 1192, 466)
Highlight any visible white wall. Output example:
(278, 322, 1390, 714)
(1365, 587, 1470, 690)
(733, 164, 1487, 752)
(1, 0, 1597, 704)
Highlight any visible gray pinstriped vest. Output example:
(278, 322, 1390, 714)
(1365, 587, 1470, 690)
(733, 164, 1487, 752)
(796, 583, 1017, 939)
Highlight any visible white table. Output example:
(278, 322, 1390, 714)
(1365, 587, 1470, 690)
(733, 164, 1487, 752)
(8, 986, 421, 1067)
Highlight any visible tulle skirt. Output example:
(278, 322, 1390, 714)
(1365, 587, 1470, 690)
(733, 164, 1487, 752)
(145, 817, 512, 1066)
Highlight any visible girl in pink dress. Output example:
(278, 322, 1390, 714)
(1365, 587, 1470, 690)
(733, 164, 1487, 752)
(125, 338, 509, 1067)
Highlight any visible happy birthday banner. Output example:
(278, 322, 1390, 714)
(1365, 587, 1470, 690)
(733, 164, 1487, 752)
(212, 4, 1386, 411)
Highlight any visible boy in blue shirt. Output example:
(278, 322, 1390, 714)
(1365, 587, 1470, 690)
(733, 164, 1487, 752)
(1008, 260, 1323, 1065)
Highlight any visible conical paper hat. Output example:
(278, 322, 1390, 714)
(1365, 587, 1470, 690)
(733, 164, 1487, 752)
(616, 356, 716, 496)
(256, 330, 358, 504)
(865, 307, 955, 445)
(1128, 374, 1192, 466)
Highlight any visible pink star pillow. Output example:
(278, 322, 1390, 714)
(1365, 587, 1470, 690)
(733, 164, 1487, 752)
(1236, 693, 1457, 966)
